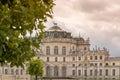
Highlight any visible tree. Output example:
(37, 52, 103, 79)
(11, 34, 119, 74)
(0, 0, 54, 67)
(27, 59, 44, 80)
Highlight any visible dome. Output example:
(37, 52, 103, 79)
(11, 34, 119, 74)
(45, 22, 72, 38)
(48, 22, 63, 32)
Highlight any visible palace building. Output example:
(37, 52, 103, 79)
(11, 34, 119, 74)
(36, 23, 120, 79)
(0, 23, 120, 80)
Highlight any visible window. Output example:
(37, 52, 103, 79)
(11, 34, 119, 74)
(72, 46, 74, 49)
(105, 69, 108, 76)
(90, 56, 93, 60)
(90, 63, 93, 66)
(11, 69, 14, 74)
(72, 64, 75, 67)
(79, 64, 81, 66)
(46, 46, 50, 55)
(95, 63, 97, 66)
(73, 57, 75, 61)
(113, 63, 115, 66)
(63, 57, 66, 62)
(79, 57, 81, 60)
(16, 69, 19, 75)
(47, 57, 49, 62)
(112, 69, 115, 76)
(105, 63, 108, 66)
(55, 57, 58, 62)
(21, 69, 23, 75)
(94, 69, 97, 76)
(99, 69, 102, 76)
(62, 47, 66, 55)
(95, 56, 97, 60)
(54, 46, 58, 55)
(84, 47, 87, 50)
(62, 66, 66, 77)
(46, 66, 51, 77)
(84, 64, 87, 67)
(100, 56, 102, 60)
(54, 66, 59, 76)
(72, 70, 75, 76)
(78, 70, 81, 76)
(84, 70, 87, 76)
(90, 70, 93, 76)
(5, 69, 8, 74)
(100, 63, 102, 66)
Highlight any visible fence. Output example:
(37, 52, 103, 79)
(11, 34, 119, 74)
(0, 74, 30, 80)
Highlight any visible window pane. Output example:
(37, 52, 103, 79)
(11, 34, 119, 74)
(54, 46, 58, 55)
(46, 46, 50, 55)
(62, 47, 66, 55)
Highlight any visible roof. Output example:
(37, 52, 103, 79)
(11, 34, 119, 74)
(48, 22, 63, 32)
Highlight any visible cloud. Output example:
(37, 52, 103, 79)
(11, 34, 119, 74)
(46, 0, 120, 56)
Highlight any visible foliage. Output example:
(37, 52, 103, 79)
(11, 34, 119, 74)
(0, 0, 54, 67)
(27, 59, 44, 80)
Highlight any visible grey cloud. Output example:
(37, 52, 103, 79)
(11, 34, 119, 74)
(47, 0, 120, 56)
(73, 0, 110, 13)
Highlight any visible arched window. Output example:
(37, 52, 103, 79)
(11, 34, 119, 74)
(46, 66, 51, 77)
(54, 46, 58, 55)
(46, 46, 50, 55)
(62, 47, 66, 55)
(54, 66, 59, 76)
(62, 66, 66, 77)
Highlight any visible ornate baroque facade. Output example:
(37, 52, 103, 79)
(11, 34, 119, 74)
(36, 23, 120, 79)
(0, 23, 120, 80)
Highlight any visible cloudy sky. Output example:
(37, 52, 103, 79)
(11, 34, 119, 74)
(46, 0, 120, 56)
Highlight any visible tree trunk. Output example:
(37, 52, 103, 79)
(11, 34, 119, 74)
(35, 75, 37, 80)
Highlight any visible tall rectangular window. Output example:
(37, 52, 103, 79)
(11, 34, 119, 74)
(63, 57, 66, 62)
(47, 57, 49, 62)
(100, 56, 102, 60)
(55, 57, 58, 62)
(112, 69, 115, 76)
(73, 57, 75, 61)
(5, 69, 8, 74)
(72, 64, 75, 67)
(94, 69, 97, 76)
(78, 70, 81, 76)
(84, 70, 87, 76)
(79, 57, 81, 60)
(95, 56, 97, 60)
(105, 69, 108, 76)
(99, 69, 102, 76)
(90, 70, 93, 76)
(62, 47, 66, 55)
(11, 69, 14, 75)
(72, 70, 75, 76)
(54, 46, 58, 55)
(90, 56, 93, 60)
(21, 69, 23, 75)
(46, 46, 50, 55)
